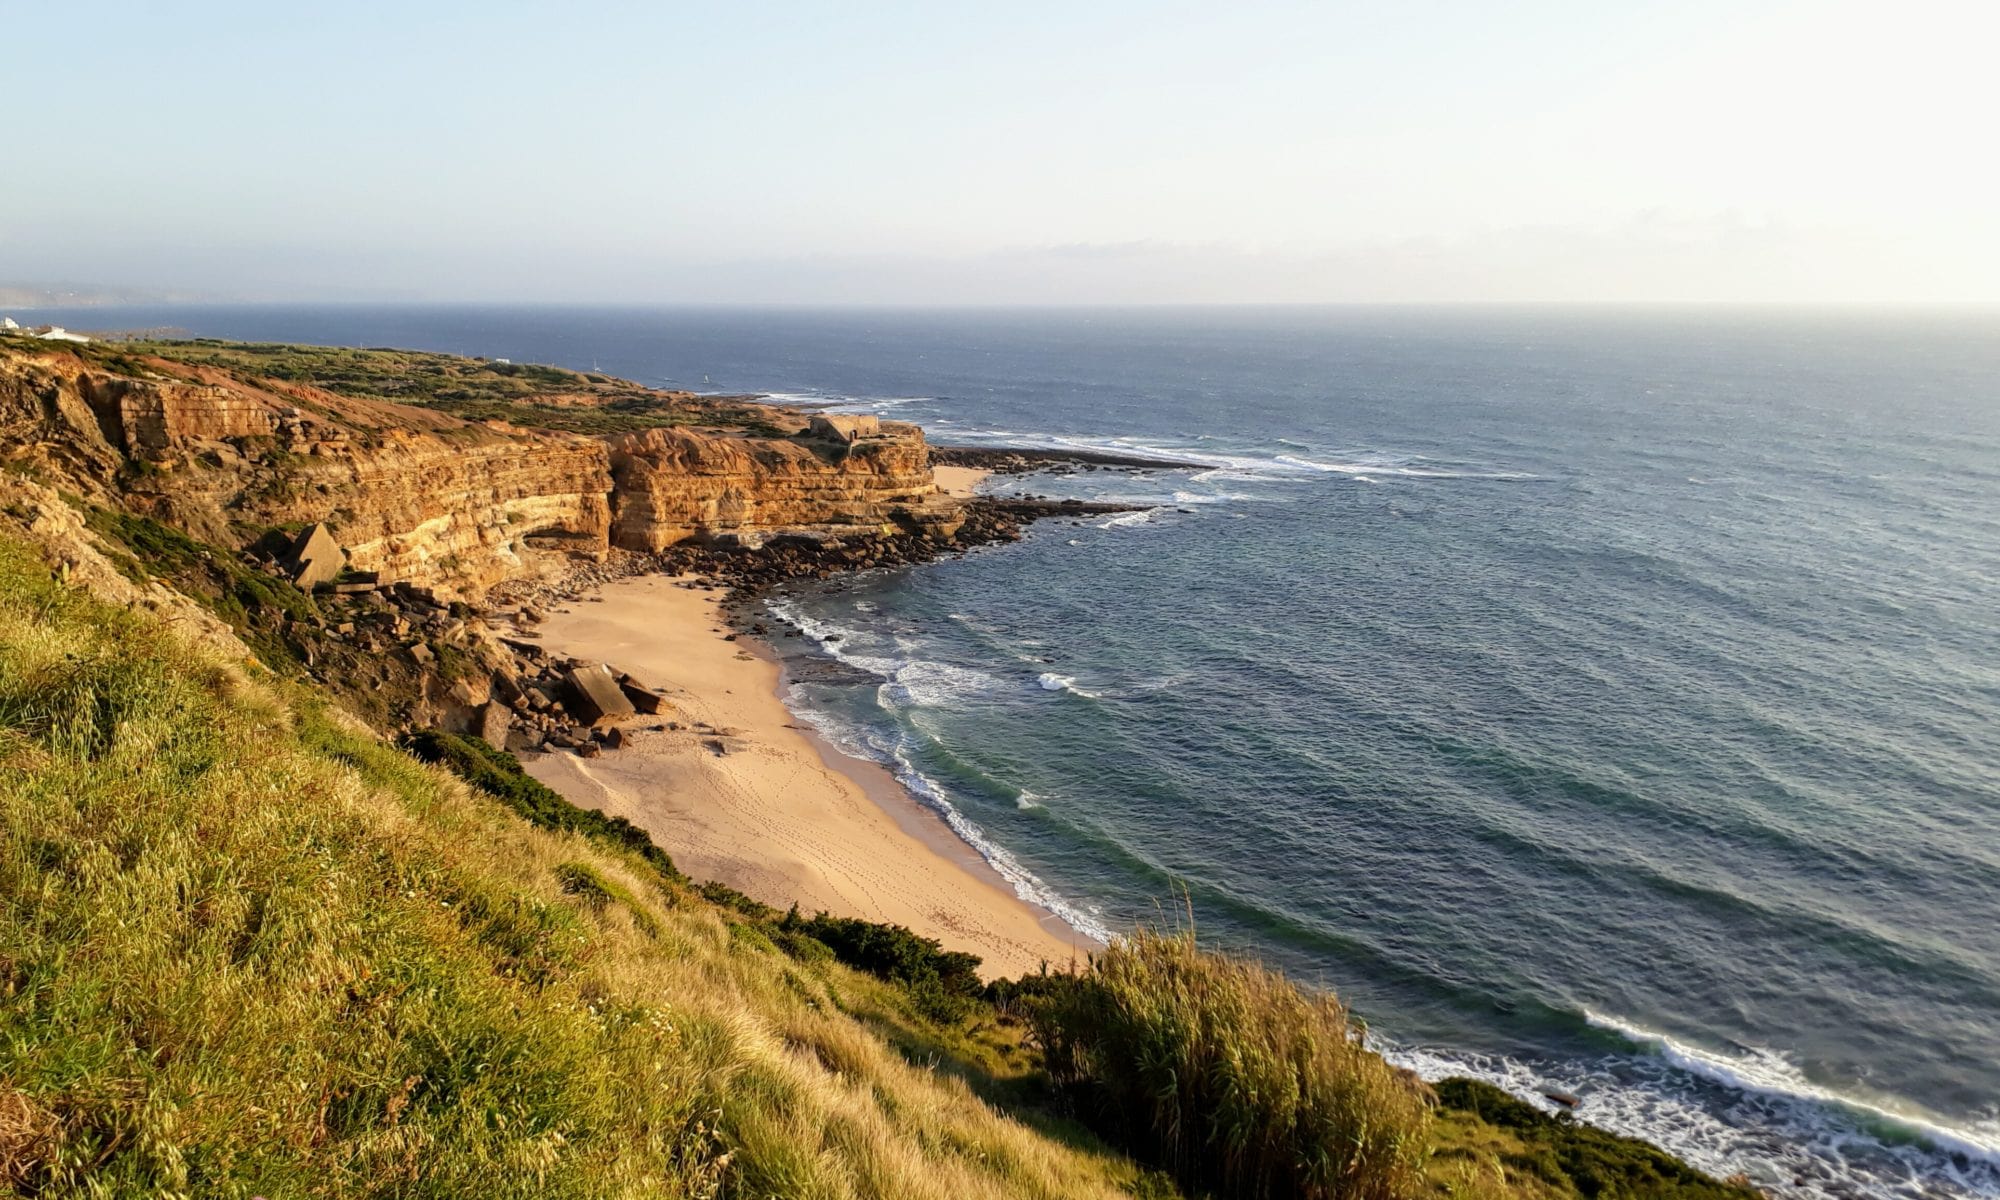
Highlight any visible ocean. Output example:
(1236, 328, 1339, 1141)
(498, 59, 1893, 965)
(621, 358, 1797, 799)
(30, 303, 2000, 1197)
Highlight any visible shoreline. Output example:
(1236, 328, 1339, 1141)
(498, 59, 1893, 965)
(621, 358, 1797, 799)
(515, 573, 1096, 979)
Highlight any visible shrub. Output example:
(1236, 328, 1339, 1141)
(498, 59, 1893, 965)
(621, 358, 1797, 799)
(1026, 927, 1433, 1200)
(777, 907, 984, 1023)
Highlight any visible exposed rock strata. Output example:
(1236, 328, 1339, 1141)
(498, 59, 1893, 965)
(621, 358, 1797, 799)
(609, 424, 963, 550)
(0, 344, 966, 597)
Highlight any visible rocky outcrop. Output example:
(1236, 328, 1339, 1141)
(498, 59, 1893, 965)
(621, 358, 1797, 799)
(0, 344, 969, 598)
(220, 429, 616, 593)
(0, 348, 613, 596)
(609, 423, 963, 551)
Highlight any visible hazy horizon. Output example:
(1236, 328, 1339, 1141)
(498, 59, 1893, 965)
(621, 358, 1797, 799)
(5, 1, 1996, 306)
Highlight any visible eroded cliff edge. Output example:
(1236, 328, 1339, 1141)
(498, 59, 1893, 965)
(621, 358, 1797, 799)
(0, 340, 964, 596)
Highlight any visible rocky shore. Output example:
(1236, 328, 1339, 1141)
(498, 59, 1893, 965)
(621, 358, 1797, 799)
(930, 444, 1207, 473)
(475, 493, 1143, 757)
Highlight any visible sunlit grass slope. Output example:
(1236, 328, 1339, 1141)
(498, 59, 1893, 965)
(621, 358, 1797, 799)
(0, 515, 1757, 1200)
(0, 533, 1161, 1198)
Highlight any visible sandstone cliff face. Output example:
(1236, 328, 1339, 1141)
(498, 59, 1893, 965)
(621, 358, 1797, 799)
(0, 349, 612, 596)
(220, 431, 615, 593)
(609, 424, 963, 551)
(0, 345, 964, 596)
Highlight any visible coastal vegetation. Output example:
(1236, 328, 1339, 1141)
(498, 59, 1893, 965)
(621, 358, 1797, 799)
(0, 531, 1161, 1197)
(78, 508, 481, 728)
(0, 518, 1762, 1197)
(1027, 926, 1431, 1200)
(66, 337, 790, 436)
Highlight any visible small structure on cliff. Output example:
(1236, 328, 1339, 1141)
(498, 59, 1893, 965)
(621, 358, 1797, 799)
(806, 414, 880, 444)
(280, 523, 346, 590)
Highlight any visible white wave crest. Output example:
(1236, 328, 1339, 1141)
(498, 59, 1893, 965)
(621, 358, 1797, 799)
(1171, 488, 1256, 504)
(1272, 453, 1541, 480)
(1037, 672, 1101, 699)
(1381, 1032, 2000, 1200)
(1099, 508, 1163, 529)
(1583, 1010, 2000, 1166)
(937, 426, 1540, 485)
(761, 391, 933, 414)
(881, 660, 1009, 709)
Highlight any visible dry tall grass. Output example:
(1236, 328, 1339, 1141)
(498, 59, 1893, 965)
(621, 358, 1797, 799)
(1027, 925, 1434, 1200)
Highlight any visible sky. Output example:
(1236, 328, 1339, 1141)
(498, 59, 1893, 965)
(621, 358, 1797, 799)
(3, 0, 1997, 304)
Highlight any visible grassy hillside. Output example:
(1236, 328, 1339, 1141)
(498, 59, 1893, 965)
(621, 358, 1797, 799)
(0, 532, 1161, 1197)
(0, 518, 1758, 1198)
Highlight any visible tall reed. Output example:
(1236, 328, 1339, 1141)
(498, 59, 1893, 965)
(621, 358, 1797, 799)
(1028, 925, 1433, 1200)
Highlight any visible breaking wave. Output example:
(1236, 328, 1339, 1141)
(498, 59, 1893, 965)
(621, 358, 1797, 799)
(765, 597, 1114, 944)
(1379, 1017, 2000, 1200)
(1037, 672, 1101, 699)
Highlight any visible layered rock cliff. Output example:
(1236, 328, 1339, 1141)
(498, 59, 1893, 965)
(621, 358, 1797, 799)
(610, 424, 962, 550)
(0, 341, 963, 596)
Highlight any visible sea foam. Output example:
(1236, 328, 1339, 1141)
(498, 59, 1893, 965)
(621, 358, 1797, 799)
(1582, 1010, 2000, 1167)
(1381, 1032, 2000, 1200)
(1037, 672, 1101, 699)
(765, 596, 1115, 945)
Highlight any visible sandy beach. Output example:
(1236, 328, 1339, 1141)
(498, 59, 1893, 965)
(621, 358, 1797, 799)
(932, 464, 990, 497)
(519, 573, 1091, 978)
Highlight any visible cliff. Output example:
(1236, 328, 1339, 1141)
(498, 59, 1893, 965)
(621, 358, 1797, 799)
(0, 340, 964, 596)
(610, 423, 962, 549)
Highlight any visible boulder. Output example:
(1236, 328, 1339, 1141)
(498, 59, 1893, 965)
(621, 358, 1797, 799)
(280, 523, 344, 590)
(491, 670, 526, 706)
(565, 662, 636, 724)
(619, 679, 670, 714)
(477, 702, 511, 748)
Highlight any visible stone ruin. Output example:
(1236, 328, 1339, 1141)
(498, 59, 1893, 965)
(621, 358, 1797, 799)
(805, 414, 880, 444)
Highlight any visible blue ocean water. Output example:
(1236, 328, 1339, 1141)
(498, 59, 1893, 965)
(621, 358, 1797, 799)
(32, 304, 2000, 1197)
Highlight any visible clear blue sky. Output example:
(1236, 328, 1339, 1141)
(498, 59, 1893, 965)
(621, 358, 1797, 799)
(4, 0, 1994, 303)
